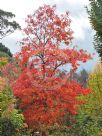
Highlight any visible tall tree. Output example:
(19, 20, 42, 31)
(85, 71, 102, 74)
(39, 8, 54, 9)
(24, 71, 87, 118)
(0, 9, 20, 39)
(87, 0, 102, 60)
(6, 5, 92, 134)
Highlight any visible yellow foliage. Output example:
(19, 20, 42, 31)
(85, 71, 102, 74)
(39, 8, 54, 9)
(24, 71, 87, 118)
(0, 77, 6, 93)
(92, 61, 102, 73)
(80, 61, 102, 118)
(0, 57, 8, 68)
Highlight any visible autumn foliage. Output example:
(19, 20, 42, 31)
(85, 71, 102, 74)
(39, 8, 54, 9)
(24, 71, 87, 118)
(8, 5, 92, 129)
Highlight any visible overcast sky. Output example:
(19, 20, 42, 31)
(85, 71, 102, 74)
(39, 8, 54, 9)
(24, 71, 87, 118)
(0, 0, 99, 72)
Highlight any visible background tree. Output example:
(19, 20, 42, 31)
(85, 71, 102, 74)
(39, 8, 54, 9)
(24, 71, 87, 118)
(68, 61, 102, 136)
(0, 43, 12, 57)
(6, 5, 92, 135)
(79, 69, 89, 87)
(0, 85, 24, 136)
(83, 61, 102, 118)
(0, 9, 20, 66)
(87, 0, 102, 60)
(69, 69, 79, 82)
(69, 69, 89, 87)
(0, 43, 12, 75)
(0, 9, 20, 39)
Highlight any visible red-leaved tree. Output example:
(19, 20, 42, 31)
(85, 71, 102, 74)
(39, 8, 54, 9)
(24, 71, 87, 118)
(9, 5, 92, 130)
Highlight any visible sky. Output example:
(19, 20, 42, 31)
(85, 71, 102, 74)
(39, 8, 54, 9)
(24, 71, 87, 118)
(0, 0, 100, 72)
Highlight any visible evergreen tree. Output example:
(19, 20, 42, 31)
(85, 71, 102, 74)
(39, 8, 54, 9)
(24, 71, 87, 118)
(87, 0, 102, 60)
(0, 9, 20, 39)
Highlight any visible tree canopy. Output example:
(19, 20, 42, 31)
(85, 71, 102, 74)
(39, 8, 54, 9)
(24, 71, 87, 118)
(0, 9, 20, 39)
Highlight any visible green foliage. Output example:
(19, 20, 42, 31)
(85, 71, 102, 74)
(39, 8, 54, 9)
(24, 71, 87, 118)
(0, 48, 24, 135)
(87, 0, 102, 60)
(46, 113, 102, 136)
(48, 125, 72, 136)
(69, 65, 102, 136)
(0, 87, 14, 116)
(82, 68, 102, 117)
(0, 86, 24, 136)
(0, 56, 8, 68)
(48, 67, 102, 136)
(0, 43, 12, 71)
(0, 115, 24, 136)
(0, 118, 16, 136)
(66, 112, 102, 136)
(0, 43, 12, 57)
(9, 110, 24, 129)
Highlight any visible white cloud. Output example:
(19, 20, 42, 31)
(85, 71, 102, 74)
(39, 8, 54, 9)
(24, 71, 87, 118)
(71, 14, 91, 40)
(0, 0, 91, 44)
(0, 0, 90, 47)
(66, 0, 89, 5)
(0, 0, 90, 41)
